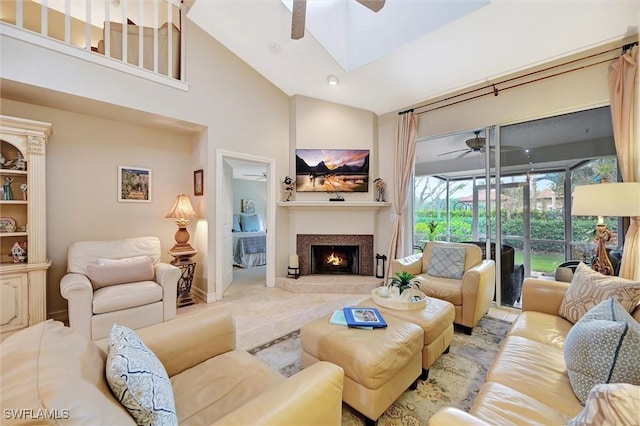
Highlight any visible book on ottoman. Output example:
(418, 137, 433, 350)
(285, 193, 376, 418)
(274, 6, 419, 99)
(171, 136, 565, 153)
(343, 307, 388, 328)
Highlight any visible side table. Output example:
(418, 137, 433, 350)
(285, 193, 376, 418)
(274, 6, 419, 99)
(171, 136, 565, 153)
(169, 249, 198, 307)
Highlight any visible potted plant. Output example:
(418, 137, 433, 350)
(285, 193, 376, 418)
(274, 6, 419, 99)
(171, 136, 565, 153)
(427, 221, 440, 241)
(388, 271, 420, 296)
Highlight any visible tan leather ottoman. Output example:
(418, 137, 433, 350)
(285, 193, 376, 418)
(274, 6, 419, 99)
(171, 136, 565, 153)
(301, 313, 423, 424)
(360, 297, 455, 380)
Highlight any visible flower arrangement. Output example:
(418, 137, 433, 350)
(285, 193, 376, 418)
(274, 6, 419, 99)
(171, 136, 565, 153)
(388, 271, 420, 295)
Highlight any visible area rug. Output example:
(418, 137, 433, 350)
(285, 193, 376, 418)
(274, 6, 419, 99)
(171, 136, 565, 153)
(249, 315, 512, 425)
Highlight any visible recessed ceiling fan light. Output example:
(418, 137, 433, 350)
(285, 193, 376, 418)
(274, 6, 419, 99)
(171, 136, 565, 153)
(327, 75, 339, 86)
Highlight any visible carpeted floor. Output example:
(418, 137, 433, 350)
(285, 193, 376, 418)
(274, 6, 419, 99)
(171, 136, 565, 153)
(249, 315, 512, 425)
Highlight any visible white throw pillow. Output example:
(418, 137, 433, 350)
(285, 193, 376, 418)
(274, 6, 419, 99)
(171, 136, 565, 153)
(567, 383, 640, 425)
(559, 262, 640, 324)
(106, 325, 178, 426)
(87, 258, 155, 289)
(98, 255, 154, 265)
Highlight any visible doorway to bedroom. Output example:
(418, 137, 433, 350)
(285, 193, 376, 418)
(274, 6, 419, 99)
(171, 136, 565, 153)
(215, 150, 276, 301)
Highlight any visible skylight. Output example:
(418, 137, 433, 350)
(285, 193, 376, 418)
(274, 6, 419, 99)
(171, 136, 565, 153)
(282, 0, 490, 71)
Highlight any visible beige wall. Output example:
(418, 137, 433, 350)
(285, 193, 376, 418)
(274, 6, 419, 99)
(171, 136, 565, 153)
(0, 98, 197, 319)
(0, 18, 291, 312)
(0, 13, 626, 315)
(286, 96, 392, 260)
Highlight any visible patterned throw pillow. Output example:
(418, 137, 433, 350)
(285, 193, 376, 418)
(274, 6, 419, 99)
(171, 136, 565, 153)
(106, 325, 178, 426)
(564, 297, 640, 405)
(559, 262, 640, 324)
(567, 383, 640, 425)
(427, 246, 467, 280)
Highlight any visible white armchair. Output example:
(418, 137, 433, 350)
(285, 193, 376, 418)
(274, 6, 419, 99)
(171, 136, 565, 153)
(60, 236, 180, 340)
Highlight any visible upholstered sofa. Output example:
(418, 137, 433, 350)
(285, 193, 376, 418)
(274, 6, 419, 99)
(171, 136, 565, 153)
(60, 236, 181, 340)
(0, 309, 344, 425)
(392, 241, 496, 333)
(430, 276, 640, 425)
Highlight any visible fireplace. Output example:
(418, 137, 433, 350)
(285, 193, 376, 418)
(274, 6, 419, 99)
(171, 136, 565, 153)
(311, 245, 359, 275)
(297, 234, 374, 276)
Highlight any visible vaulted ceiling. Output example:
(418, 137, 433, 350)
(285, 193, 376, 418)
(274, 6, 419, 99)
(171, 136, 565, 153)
(188, 0, 638, 115)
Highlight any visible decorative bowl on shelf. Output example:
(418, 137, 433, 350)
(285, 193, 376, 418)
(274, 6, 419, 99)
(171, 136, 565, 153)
(0, 217, 16, 233)
(372, 287, 428, 311)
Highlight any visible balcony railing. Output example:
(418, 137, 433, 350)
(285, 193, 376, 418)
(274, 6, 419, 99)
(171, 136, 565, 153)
(1, 0, 185, 83)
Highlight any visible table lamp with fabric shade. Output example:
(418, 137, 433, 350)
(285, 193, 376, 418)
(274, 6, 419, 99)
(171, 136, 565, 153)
(165, 194, 199, 257)
(572, 182, 640, 275)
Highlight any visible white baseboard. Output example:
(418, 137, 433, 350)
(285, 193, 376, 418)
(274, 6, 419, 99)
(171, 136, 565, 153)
(192, 286, 216, 303)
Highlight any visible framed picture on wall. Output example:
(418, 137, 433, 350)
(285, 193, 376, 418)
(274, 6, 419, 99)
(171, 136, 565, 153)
(118, 166, 151, 202)
(241, 199, 255, 214)
(194, 169, 204, 196)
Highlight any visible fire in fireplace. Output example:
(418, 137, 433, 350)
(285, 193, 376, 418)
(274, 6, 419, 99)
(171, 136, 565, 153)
(311, 245, 360, 275)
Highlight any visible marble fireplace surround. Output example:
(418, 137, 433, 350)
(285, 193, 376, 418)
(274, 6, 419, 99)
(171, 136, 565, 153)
(297, 234, 374, 276)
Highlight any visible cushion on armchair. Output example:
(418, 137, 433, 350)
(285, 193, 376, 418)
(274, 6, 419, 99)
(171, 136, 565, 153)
(427, 246, 466, 279)
(87, 258, 155, 289)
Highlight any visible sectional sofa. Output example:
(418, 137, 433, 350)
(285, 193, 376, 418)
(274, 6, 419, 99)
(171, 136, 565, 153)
(0, 309, 344, 425)
(430, 274, 640, 425)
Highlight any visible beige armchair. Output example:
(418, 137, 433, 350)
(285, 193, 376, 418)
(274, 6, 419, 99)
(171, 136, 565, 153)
(391, 241, 496, 333)
(60, 236, 180, 340)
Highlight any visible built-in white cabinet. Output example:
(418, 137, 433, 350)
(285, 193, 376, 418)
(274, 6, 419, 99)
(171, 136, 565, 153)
(0, 115, 52, 339)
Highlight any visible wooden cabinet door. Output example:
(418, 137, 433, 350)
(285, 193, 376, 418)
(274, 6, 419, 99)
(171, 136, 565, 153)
(0, 272, 28, 333)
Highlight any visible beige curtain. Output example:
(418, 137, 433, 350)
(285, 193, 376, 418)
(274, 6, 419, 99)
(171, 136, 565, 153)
(608, 45, 638, 279)
(386, 110, 418, 275)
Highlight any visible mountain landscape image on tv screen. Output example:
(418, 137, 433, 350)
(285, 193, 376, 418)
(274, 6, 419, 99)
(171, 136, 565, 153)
(295, 149, 369, 193)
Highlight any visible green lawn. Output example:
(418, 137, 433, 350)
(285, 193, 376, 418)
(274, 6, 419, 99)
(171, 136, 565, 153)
(514, 252, 565, 274)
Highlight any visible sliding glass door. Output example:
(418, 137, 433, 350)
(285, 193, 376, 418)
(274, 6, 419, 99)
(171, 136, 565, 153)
(413, 106, 619, 308)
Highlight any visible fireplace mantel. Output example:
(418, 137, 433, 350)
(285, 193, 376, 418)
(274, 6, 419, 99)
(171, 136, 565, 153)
(278, 201, 391, 210)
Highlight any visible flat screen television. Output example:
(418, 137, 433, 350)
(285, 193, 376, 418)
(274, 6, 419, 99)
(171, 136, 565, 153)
(295, 149, 369, 193)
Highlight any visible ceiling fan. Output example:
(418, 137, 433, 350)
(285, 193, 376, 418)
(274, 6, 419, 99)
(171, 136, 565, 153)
(242, 171, 267, 181)
(437, 131, 522, 159)
(291, 0, 386, 40)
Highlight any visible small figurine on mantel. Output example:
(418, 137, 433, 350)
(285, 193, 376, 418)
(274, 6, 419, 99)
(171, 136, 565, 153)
(374, 178, 386, 202)
(282, 176, 295, 202)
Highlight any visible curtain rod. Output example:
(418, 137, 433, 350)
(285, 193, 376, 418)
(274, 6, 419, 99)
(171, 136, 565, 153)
(399, 42, 637, 116)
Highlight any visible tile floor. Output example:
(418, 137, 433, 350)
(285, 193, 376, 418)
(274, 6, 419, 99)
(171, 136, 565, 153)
(177, 266, 520, 351)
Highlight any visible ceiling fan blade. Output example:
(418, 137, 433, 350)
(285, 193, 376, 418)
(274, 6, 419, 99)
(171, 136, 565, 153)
(291, 0, 306, 40)
(437, 148, 469, 157)
(455, 151, 473, 159)
(487, 145, 523, 152)
(356, 0, 385, 12)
